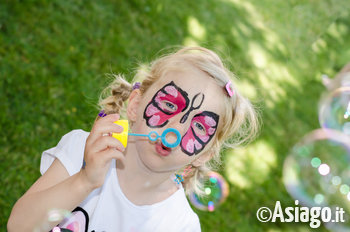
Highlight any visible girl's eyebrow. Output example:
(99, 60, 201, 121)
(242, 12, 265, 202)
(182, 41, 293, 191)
(161, 81, 190, 110)
(164, 81, 188, 98)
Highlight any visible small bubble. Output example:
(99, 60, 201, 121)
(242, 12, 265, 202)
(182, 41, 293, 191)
(205, 187, 211, 195)
(318, 164, 330, 176)
(340, 184, 350, 195)
(52, 227, 61, 232)
(314, 194, 324, 204)
(311, 157, 321, 168)
(332, 176, 342, 186)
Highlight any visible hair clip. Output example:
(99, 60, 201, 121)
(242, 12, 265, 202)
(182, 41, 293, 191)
(225, 81, 234, 97)
(132, 82, 141, 90)
(174, 174, 184, 184)
(98, 110, 107, 117)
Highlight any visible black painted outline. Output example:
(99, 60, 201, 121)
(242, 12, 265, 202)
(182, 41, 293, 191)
(181, 111, 219, 156)
(180, 93, 205, 124)
(143, 81, 190, 128)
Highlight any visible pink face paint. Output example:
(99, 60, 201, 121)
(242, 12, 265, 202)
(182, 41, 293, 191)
(143, 81, 190, 128)
(181, 111, 219, 156)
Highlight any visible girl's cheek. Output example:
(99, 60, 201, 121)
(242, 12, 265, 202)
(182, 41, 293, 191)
(198, 135, 209, 143)
(145, 104, 160, 116)
(185, 138, 194, 153)
(194, 140, 203, 150)
(181, 127, 205, 156)
(148, 115, 161, 126)
(208, 128, 216, 135)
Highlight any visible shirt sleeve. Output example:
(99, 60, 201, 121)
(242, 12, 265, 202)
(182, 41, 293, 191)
(184, 213, 201, 232)
(40, 129, 89, 176)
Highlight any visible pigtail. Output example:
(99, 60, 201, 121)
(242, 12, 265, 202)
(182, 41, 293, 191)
(182, 142, 222, 197)
(98, 74, 133, 117)
(184, 165, 208, 197)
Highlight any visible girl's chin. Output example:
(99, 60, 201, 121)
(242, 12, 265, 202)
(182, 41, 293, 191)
(135, 142, 184, 173)
(136, 147, 169, 171)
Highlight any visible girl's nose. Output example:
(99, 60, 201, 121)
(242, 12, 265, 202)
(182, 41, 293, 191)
(165, 119, 190, 143)
(164, 128, 181, 145)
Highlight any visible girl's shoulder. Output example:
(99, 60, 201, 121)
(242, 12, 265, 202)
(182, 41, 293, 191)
(40, 129, 90, 176)
(57, 129, 90, 147)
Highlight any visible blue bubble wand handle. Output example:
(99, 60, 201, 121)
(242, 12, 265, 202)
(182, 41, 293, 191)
(128, 128, 181, 148)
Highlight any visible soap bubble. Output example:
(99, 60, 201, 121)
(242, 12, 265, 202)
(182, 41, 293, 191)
(283, 129, 350, 231)
(34, 209, 72, 232)
(189, 171, 229, 212)
(319, 87, 350, 135)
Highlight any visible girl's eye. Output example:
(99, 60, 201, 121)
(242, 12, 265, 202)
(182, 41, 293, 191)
(162, 101, 178, 112)
(193, 121, 206, 135)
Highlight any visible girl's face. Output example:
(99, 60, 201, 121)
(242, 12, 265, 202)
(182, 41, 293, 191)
(132, 65, 225, 173)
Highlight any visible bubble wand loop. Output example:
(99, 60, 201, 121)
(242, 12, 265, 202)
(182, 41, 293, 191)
(112, 120, 181, 148)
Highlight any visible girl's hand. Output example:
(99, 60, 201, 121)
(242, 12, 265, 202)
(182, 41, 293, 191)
(81, 113, 126, 189)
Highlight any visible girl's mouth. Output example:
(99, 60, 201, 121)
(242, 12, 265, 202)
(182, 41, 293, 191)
(155, 141, 171, 156)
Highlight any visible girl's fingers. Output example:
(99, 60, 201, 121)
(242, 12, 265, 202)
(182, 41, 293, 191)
(93, 122, 124, 137)
(82, 148, 125, 188)
(90, 135, 126, 153)
(99, 148, 126, 165)
(88, 114, 124, 144)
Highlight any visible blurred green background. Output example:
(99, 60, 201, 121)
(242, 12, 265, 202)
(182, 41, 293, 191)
(1, 0, 350, 231)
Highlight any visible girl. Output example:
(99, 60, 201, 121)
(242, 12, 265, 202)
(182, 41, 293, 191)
(8, 46, 260, 232)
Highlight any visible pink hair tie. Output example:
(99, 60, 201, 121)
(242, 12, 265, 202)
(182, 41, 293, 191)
(225, 81, 234, 97)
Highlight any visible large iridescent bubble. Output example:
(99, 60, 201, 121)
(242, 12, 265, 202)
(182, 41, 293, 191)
(319, 87, 350, 135)
(189, 171, 229, 212)
(283, 129, 350, 231)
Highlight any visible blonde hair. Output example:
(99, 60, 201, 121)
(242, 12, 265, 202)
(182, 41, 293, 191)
(98, 46, 260, 197)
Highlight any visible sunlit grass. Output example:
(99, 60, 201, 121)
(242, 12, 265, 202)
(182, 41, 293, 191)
(225, 141, 277, 189)
(1, 0, 350, 231)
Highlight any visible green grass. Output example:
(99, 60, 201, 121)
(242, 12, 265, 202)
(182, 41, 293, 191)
(1, 0, 350, 231)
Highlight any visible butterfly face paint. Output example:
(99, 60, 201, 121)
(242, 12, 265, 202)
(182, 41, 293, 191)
(181, 111, 219, 156)
(143, 81, 190, 128)
(180, 93, 205, 124)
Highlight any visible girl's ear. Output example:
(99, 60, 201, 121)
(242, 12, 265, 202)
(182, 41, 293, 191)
(192, 152, 214, 167)
(127, 89, 141, 122)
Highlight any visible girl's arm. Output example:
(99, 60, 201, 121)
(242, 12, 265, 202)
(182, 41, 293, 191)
(7, 159, 93, 231)
(7, 114, 125, 231)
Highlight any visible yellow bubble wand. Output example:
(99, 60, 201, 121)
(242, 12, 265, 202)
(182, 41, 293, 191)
(112, 120, 181, 148)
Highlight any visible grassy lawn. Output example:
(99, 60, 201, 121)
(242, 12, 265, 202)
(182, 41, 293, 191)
(1, 0, 350, 231)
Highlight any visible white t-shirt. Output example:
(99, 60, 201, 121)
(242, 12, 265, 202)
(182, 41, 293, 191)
(40, 129, 201, 232)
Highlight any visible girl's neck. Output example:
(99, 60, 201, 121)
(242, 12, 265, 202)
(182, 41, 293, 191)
(115, 139, 179, 205)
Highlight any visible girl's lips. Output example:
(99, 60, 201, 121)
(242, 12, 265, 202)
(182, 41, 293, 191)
(155, 141, 171, 156)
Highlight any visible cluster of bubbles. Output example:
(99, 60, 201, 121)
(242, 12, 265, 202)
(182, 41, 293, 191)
(188, 171, 229, 212)
(283, 75, 350, 231)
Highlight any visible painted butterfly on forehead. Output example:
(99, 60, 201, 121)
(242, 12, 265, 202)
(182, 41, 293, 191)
(143, 81, 190, 128)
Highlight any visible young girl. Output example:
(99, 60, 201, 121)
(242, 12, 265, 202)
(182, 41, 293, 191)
(8, 46, 260, 232)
